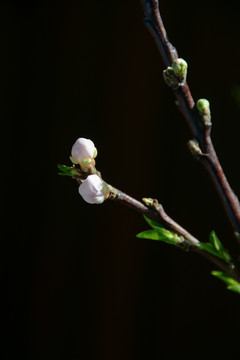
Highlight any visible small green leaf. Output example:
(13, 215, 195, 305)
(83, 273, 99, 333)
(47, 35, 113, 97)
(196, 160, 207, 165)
(136, 230, 159, 240)
(58, 171, 72, 176)
(211, 271, 236, 285)
(143, 215, 165, 231)
(198, 231, 231, 263)
(199, 242, 220, 258)
(211, 271, 240, 294)
(209, 231, 222, 252)
(227, 284, 240, 294)
(136, 216, 182, 245)
(136, 229, 179, 245)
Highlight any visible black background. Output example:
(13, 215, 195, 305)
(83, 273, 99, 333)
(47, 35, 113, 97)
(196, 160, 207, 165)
(2, 0, 240, 359)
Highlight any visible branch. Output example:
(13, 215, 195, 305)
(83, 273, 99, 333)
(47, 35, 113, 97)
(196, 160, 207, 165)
(108, 185, 240, 282)
(141, 0, 240, 238)
(67, 162, 240, 282)
(66, 138, 240, 281)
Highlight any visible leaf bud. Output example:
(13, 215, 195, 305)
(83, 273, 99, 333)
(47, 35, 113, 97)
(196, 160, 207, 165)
(172, 58, 188, 76)
(187, 139, 202, 159)
(196, 99, 211, 126)
(196, 99, 210, 114)
(172, 58, 188, 84)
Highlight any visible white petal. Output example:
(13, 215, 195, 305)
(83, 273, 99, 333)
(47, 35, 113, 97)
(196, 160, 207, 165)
(71, 138, 95, 164)
(78, 175, 106, 204)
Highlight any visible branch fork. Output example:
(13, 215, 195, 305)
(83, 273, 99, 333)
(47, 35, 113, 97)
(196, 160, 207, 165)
(59, 1, 240, 290)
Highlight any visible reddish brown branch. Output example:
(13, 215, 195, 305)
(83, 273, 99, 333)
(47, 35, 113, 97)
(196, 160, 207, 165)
(141, 0, 240, 237)
(202, 127, 240, 233)
(109, 186, 240, 282)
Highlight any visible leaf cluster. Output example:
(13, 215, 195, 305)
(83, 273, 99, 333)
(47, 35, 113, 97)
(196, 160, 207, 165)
(136, 216, 182, 246)
(137, 216, 240, 294)
(198, 231, 231, 263)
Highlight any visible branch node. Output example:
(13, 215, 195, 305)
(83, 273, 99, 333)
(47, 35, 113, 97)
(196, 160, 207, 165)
(163, 58, 188, 89)
(142, 197, 160, 209)
(163, 67, 179, 89)
(108, 185, 119, 200)
(187, 139, 203, 159)
(177, 238, 191, 252)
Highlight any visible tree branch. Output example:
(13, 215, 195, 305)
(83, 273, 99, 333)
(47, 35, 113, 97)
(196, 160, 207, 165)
(108, 185, 240, 282)
(141, 0, 240, 238)
(71, 159, 240, 282)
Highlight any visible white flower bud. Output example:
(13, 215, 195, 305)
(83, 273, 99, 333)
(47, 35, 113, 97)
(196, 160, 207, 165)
(71, 138, 96, 165)
(78, 175, 109, 204)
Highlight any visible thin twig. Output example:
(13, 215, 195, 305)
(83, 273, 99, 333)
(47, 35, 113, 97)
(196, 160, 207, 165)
(152, 200, 199, 246)
(141, 0, 240, 237)
(109, 185, 240, 282)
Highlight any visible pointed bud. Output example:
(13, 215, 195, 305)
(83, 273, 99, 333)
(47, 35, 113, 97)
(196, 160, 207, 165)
(78, 174, 109, 204)
(142, 198, 155, 207)
(188, 139, 202, 159)
(196, 99, 210, 114)
(172, 58, 188, 76)
(196, 99, 211, 126)
(163, 58, 188, 88)
(71, 138, 97, 166)
(172, 58, 188, 84)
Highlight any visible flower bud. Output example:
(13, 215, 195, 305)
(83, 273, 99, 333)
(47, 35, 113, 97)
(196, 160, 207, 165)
(71, 138, 97, 166)
(78, 174, 109, 204)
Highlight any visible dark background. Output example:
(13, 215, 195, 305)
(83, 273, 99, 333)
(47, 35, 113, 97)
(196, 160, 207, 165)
(2, 0, 240, 359)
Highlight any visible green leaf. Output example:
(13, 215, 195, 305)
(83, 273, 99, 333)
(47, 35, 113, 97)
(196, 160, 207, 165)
(211, 271, 240, 294)
(136, 216, 182, 245)
(209, 231, 222, 252)
(227, 284, 240, 294)
(198, 231, 231, 263)
(199, 242, 220, 258)
(143, 215, 166, 231)
(209, 231, 231, 262)
(137, 230, 178, 245)
(211, 271, 237, 286)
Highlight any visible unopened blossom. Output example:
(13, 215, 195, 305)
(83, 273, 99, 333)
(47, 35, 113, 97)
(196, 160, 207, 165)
(78, 174, 109, 204)
(71, 138, 97, 167)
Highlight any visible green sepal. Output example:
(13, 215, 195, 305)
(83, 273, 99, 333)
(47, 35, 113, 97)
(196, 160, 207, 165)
(211, 271, 240, 294)
(198, 231, 231, 263)
(136, 216, 182, 246)
(57, 164, 80, 177)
